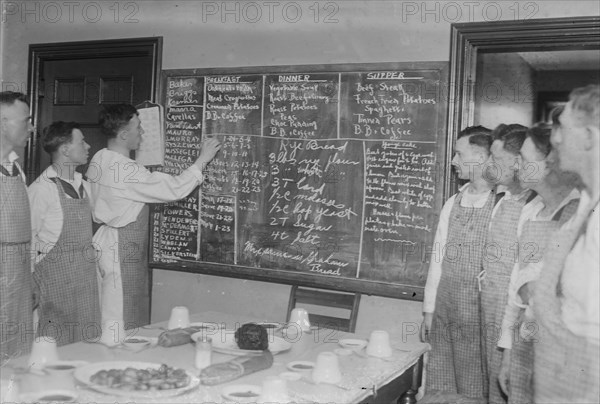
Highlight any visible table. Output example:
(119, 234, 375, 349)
(3, 311, 429, 403)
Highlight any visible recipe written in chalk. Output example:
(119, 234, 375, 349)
(151, 63, 448, 294)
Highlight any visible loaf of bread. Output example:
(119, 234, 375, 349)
(234, 323, 268, 350)
(158, 326, 209, 347)
(199, 351, 274, 385)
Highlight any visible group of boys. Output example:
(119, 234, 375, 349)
(0, 91, 220, 360)
(1, 85, 598, 403)
(422, 84, 599, 403)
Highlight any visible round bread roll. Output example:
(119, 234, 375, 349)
(234, 323, 269, 350)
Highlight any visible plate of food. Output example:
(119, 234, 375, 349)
(221, 384, 262, 403)
(73, 361, 199, 398)
(202, 323, 291, 356)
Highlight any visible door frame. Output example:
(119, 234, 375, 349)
(26, 37, 163, 178)
(446, 16, 600, 196)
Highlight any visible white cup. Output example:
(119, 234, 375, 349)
(366, 330, 393, 358)
(168, 306, 191, 330)
(195, 337, 212, 370)
(28, 336, 59, 370)
(312, 351, 342, 385)
(0, 376, 20, 403)
(259, 376, 289, 403)
(43, 361, 80, 390)
(289, 308, 311, 332)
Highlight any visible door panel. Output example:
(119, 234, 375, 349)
(37, 55, 153, 174)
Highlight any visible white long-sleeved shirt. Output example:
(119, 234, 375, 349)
(87, 148, 204, 227)
(497, 188, 580, 349)
(87, 148, 205, 335)
(28, 165, 91, 264)
(560, 190, 599, 344)
(422, 183, 493, 314)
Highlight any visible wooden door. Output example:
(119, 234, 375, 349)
(37, 55, 153, 174)
(27, 37, 162, 180)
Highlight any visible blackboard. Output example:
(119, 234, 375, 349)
(150, 62, 450, 301)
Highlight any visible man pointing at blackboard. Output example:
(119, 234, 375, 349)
(87, 104, 220, 343)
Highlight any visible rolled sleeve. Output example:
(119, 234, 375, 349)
(122, 165, 204, 204)
(423, 195, 454, 314)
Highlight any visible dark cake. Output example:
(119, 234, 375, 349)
(234, 323, 269, 350)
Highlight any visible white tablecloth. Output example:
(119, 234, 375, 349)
(3, 311, 429, 403)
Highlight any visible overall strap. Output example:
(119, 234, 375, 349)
(51, 177, 84, 199)
(0, 163, 20, 177)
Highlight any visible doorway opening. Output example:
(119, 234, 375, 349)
(26, 37, 163, 180)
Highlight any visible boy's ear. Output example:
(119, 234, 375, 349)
(583, 125, 599, 151)
(117, 128, 128, 140)
(59, 143, 70, 157)
(478, 151, 488, 164)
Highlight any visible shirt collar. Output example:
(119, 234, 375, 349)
(459, 182, 470, 192)
(547, 188, 582, 218)
(2, 151, 19, 165)
(578, 188, 593, 210)
(8, 151, 19, 163)
(563, 188, 581, 206)
(460, 181, 493, 195)
(43, 164, 83, 183)
(497, 185, 530, 201)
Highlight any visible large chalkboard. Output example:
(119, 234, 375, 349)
(150, 63, 449, 300)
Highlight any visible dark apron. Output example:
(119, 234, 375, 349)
(0, 170, 33, 360)
(33, 179, 100, 346)
(426, 190, 495, 398)
(507, 199, 578, 404)
(118, 204, 150, 329)
(480, 192, 532, 404)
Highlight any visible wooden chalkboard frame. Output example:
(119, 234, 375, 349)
(150, 61, 450, 301)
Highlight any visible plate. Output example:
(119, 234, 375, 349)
(189, 321, 223, 330)
(19, 389, 78, 403)
(221, 384, 262, 403)
(256, 322, 284, 331)
(338, 338, 368, 351)
(286, 361, 315, 372)
(201, 333, 291, 356)
(73, 361, 199, 398)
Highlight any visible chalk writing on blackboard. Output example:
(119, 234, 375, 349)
(151, 64, 449, 299)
